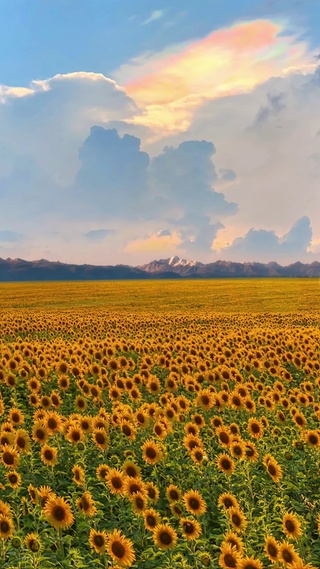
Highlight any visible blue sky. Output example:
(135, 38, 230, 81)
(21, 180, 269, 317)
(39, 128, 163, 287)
(0, 0, 319, 264)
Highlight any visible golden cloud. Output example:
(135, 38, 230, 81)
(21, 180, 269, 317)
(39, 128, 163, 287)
(125, 231, 182, 254)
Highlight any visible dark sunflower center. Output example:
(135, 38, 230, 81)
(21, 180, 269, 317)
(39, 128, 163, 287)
(8, 474, 18, 484)
(122, 425, 131, 436)
(223, 553, 237, 568)
(48, 419, 57, 430)
(147, 515, 156, 527)
(112, 477, 122, 489)
(282, 550, 293, 562)
(160, 531, 172, 545)
(126, 466, 137, 477)
(53, 506, 66, 521)
(220, 432, 230, 444)
(3, 452, 14, 465)
(0, 521, 9, 533)
(285, 520, 295, 532)
(309, 434, 318, 445)
(95, 433, 105, 444)
(170, 490, 179, 501)
(72, 431, 81, 442)
(111, 541, 125, 558)
(232, 514, 241, 526)
(189, 498, 200, 510)
(184, 522, 194, 534)
(221, 459, 231, 470)
(94, 535, 104, 547)
(44, 450, 53, 460)
(17, 437, 26, 448)
(146, 447, 156, 459)
(268, 464, 276, 476)
(267, 543, 278, 557)
(136, 497, 144, 509)
(81, 497, 90, 510)
(251, 423, 260, 433)
(201, 396, 209, 405)
(36, 429, 45, 439)
(224, 498, 233, 508)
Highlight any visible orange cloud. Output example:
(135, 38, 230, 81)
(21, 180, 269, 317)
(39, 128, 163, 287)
(117, 19, 316, 134)
(125, 231, 181, 255)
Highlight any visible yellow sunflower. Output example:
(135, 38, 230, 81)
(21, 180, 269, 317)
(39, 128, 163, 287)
(282, 512, 302, 540)
(141, 439, 162, 465)
(180, 517, 202, 541)
(183, 489, 207, 517)
(153, 523, 178, 551)
(0, 515, 14, 540)
(89, 528, 108, 554)
(43, 496, 74, 530)
(264, 536, 280, 563)
(143, 508, 161, 531)
(219, 542, 241, 569)
(76, 491, 97, 517)
(107, 529, 136, 567)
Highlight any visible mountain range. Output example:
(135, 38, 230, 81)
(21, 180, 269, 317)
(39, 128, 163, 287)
(0, 256, 319, 281)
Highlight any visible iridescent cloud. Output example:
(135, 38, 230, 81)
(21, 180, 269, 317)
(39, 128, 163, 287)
(119, 19, 316, 134)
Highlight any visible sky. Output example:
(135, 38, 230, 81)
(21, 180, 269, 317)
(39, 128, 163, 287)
(0, 0, 319, 266)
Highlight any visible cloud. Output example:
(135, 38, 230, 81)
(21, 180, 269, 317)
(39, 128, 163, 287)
(84, 229, 114, 240)
(125, 229, 181, 255)
(73, 126, 150, 219)
(253, 91, 286, 126)
(142, 10, 165, 26)
(114, 18, 317, 135)
(215, 216, 314, 262)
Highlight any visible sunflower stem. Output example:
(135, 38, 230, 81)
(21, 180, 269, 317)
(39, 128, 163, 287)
(58, 528, 64, 559)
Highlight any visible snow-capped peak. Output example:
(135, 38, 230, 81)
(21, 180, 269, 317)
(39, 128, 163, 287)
(168, 256, 197, 267)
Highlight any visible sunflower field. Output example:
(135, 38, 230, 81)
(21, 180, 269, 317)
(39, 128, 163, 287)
(0, 279, 320, 569)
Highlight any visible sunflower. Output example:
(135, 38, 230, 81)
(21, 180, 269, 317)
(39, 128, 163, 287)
(43, 496, 74, 530)
(6, 470, 21, 489)
(216, 427, 232, 448)
(37, 485, 55, 508)
(183, 434, 203, 453)
(0, 514, 14, 540)
(120, 420, 136, 440)
(40, 445, 58, 467)
(153, 523, 178, 551)
(58, 375, 70, 391)
(44, 411, 62, 435)
(130, 492, 147, 516)
(292, 412, 307, 429)
(0, 500, 11, 519)
(89, 528, 108, 554)
(238, 556, 263, 569)
(1, 445, 19, 469)
(282, 512, 302, 540)
(32, 422, 48, 445)
(230, 440, 245, 460)
(183, 489, 207, 517)
(264, 536, 280, 562)
(180, 517, 202, 541)
(105, 468, 125, 495)
(92, 428, 109, 451)
(217, 454, 235, 476)
(247, 418, 264, 439)
(218, 493, 240, 512)
(9, 408, 24, 426)
(122, 460, 141, 479)
(15, 429, 31, 454)
(302, 430, 320, 447)
(141, 439, 162, 465)
(76, 491, 97, 517)
(28, 484, 37, 504)
(228, 507, 247, 533)
(79, 416, 92, 434)
(72, 464, 85, 486)
(166, 484, 182, 503)
(278, 542, 301, 567)
(145, 482, 160, 504)
(219, 542, 241, 569)
(107, 529, 136, 567)
(96, 463, 110, 481)
(143, 508, 161, 531)
(244, 442, 259, 462)
(264, 456, 283, 483)
(0, 431, 14, 447)
(66, 426, 84, 445)
(124, 477, 146, 498)
(223, 531, 244, 554)
(191, 447, 206, 464)
(25, 532, 41, 552)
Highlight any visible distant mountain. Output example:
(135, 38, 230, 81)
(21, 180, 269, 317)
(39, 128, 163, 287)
(0, 256, 318, 281)
(138, 257, 320, 278)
